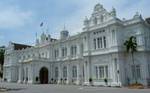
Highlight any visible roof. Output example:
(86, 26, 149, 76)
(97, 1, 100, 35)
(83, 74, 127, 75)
(146, 17, 150, 24)
(0, 46, 5, 49)
(12, 43, 32, 50)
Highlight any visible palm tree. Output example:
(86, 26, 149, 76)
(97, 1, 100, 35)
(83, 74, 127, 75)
(124, 36, 137, 83)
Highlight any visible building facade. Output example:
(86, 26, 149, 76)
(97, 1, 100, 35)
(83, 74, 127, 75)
(3, 4, 150, 86)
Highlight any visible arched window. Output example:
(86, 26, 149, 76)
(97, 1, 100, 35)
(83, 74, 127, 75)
(103, 36, 107, 48)
(72, 66, 77, 78)
(94, 17, 97, 25)
(54, 49, 59, 58)
(62, 47, 67, 57)
(65, 47, 67, 56)
(93, 39, 96, 49)
(62, 48, 65, 57)
(74, 46, 77, 55)
(26, 67, 28, 81)
(63, 66, 67, 78)
(70, 45, 77, 56)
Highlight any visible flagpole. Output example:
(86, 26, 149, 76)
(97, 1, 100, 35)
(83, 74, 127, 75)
(40, 22, 44, 33)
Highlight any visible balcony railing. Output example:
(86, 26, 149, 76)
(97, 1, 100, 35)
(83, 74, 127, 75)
(18, 57, 50, 63)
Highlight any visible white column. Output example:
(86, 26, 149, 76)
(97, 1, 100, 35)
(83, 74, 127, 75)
(58, 63, 62, 84)
(23, 67, 26, 83)
(66, 64, 71, 84)
(2, 67, 6, 81)
(31, 64, 35, 84)
(76, 64, 80, 85)
(142, 56, 149, 86)
(49, 64, 52, 82)
(18, 66, 23, 83)
(84, 61, 90, 85)
(28, 65, 33, 84)
(96, 38, 98, 49)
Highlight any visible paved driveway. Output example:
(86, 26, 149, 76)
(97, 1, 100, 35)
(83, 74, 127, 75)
(0, 83, 150, 93)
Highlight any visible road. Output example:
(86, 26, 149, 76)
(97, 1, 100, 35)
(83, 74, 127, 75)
(0, 83, 150, 93)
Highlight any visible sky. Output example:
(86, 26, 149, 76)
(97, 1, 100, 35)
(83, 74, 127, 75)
(0, 0, 150, 46)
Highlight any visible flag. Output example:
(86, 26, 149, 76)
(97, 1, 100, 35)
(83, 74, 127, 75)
(40, 22, 43, 27)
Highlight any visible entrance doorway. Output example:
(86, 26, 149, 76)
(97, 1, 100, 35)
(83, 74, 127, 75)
(39, 67, 48, 84)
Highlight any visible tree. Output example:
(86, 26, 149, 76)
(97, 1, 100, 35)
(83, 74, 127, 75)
(0, 49, 5, 65)
(0, 48, 5, 78)
(124, 36, 137, 83)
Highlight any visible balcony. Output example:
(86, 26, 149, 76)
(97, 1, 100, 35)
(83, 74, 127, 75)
(18, 57, 50, 63)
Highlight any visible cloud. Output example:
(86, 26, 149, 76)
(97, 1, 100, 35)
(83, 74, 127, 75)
(0, 0, 150, 45)
(0, 34, 5, 46)
(0, 35, 4, 39)
(0, 6, 33, 29)
(52, 0, 150, 37)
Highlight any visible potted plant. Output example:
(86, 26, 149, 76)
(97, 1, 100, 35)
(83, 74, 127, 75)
(36, 77, 39, 82)
(89, 78, 93, 86)
(51, 78, 54, 84)
(104, 78, 108, 86)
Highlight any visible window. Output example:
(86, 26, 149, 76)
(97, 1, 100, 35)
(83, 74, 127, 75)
(54, 49, 59, 58)
(28, 55, 30, 58)
(131, 65, 136, 79)
(136, 65, 141, 79)
(63, 66, 67, 78)
(62, 47, 67, 57)
(65, 47, 67, 56)
(103, 36, 106, 48)
(112, 30, 115, 40)
(94, 17, 97, 25)
(74, 46, 77, 55)
(94, 39, 96, 49)
(62, 48, 65, 57)
(99, 66, 104, 78)
(112, 30, 115, 43)
(32, 54, 35, 57)
(26, 67, 28, 81)
(54, 50, 57, 58)
(71, 45, 77, 56)
(131, 65, 141, 79)
(71, 46, 73, 55)
(105, 66, 108, 78)
(84, 36, 86, 40)
(100, 37, 102, 48)
(95, 66, 98, 79)
(101, 15, 104, 22)
(23, 55, 26, 59)
(95, 65, 108, 79)
(72, 66, 77, 78)
(97, 38, 100, 48)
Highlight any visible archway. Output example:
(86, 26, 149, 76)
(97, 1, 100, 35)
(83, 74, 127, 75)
(39, 67, 48, 84)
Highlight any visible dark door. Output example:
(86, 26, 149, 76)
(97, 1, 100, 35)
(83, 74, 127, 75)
(39, 67, 48, 84)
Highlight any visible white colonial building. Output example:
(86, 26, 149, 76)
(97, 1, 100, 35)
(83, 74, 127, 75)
(3, 3, 150, 86)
